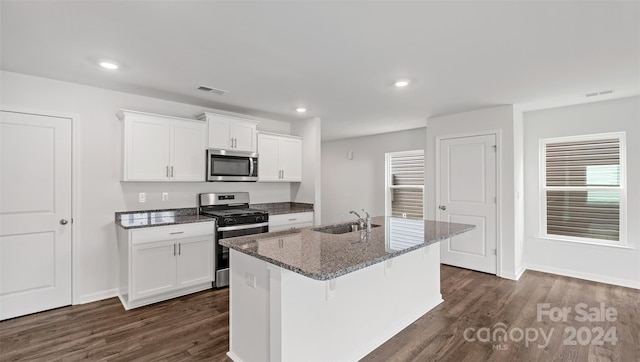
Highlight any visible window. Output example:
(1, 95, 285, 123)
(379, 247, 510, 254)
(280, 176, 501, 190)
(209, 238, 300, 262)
(541, 133, 626, 245)
(385, 150, 424, 219)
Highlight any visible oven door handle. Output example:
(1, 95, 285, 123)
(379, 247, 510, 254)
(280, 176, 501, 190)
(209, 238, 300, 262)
(218, 222, 269, 232)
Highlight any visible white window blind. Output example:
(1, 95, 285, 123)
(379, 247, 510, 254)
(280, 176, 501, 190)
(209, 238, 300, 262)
(542, 135, 624, 243)
(386, 151, 424, 219)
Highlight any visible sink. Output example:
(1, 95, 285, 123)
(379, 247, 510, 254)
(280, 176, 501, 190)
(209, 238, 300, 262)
(312, 222, 380, 235)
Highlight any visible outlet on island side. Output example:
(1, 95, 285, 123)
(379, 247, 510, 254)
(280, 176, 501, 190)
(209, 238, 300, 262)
(162, 192, 169, 201)
(138, 192, 146, 203)
(245, 272, 257, 289)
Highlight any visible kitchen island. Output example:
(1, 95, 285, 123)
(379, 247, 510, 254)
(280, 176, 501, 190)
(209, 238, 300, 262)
(220, 216, 474, 362)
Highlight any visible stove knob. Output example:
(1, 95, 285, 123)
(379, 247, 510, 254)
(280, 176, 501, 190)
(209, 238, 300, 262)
(224, 218, 236, 225)
(255, 215, 264, 223)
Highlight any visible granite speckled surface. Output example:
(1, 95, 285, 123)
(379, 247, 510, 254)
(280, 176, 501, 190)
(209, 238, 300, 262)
(115, 208, 215, 229)
(220, 216, 475, 280)
(251, 202, 314, 215)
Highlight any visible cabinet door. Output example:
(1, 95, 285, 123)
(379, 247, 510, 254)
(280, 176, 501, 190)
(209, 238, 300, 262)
(131, 240, 177, 300)
(172, 121, 206, 181)
(257, 134, 281, 181)
(280, 137, 302, 182)
(232, 120, 257, 152)
(126, 117, 171, 181)
(176, 236, 214, 289)
(208, 117, 233, 150)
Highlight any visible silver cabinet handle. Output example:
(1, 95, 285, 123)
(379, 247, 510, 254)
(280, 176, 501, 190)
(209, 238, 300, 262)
(173, 243, 176, 256)
(282, 169, 284, 179)
(170, 166, 174, 178)
(439, 205, 447, 210)
(166, 166, 169, 178)
(178, 243, 181, 255)
(234, 138, 237, 148)
(170, 231, 184, 235)
(59, 219, 69, 225)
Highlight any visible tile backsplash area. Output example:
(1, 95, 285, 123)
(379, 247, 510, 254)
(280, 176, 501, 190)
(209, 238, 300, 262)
(119, 181, 292, 211)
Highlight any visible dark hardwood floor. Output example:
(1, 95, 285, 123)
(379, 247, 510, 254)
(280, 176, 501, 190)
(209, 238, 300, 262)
(1, 266, 638, 361)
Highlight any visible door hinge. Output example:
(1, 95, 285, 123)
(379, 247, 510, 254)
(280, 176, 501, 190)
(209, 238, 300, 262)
(494, 196, 497, 204)
(492, 145, 497, 152)
(493, 248, 497, 256)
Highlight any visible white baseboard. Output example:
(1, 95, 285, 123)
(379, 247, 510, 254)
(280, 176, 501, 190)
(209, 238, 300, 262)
(499, 265, 527, 281)
(78, 288, 118, 305)
(526, 264, 640, 290)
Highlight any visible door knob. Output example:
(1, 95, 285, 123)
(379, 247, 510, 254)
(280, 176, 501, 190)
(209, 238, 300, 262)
(60, 219, 69, 225)
(438, 205, 446, 211)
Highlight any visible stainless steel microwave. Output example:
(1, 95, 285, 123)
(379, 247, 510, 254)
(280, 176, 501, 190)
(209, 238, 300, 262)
(207, 149, 258, 182)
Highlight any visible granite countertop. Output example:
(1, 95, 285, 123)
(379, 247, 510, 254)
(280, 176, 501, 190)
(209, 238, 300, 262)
(219, 216, 475, 281)
(251, 202, 314, 215)
(115, 208, 215, 229)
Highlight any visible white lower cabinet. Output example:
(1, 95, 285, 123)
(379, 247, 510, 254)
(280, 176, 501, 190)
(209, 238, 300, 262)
(269, 212, 314, 232)
(131, 240, 177, 300)
(117, 221, 215, 310)
(176, 237, 216, 288)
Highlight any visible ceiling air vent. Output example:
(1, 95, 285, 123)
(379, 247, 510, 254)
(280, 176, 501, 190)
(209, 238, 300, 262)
(585, 90, 613, 98)
(197, 85, 229, 96)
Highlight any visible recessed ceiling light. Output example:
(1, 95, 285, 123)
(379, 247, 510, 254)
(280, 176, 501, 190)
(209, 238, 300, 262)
(99, 61, 119, 70)
(296, 107, 308, 113)
(394, 79, 410, 87)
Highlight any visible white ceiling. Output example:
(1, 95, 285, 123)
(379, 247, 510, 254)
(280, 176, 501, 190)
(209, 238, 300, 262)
(1, 1, 638, 141)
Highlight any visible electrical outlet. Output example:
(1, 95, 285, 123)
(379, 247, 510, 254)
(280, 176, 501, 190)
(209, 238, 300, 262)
(245, 272, 256, 288)
(162, 192, 169, 201)
(138, 192, 146, 203)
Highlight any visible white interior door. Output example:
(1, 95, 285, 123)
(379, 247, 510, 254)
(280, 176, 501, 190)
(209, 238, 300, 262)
(438, 134, 497, 274)
(0, 110, 73, 320)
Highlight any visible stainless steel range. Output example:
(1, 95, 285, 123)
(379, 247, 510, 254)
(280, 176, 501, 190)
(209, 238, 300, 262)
(199, 192, 268, 288)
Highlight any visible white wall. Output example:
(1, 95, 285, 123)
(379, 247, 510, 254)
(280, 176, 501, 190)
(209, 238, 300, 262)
(291, 117, 322, 225)
(0, 71, 297, 303)
(523, 96, 640, 288)
(321, 128, 426, 224)
(426, 105, 523, 280)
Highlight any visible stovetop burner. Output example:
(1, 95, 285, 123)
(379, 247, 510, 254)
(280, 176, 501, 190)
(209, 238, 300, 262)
(198, 192, 269, 227)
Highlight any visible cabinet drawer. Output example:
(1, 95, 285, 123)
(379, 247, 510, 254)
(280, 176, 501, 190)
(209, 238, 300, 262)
(269, 212, 314, 227)
(131, 222, 215, 245)
(269, 221, 313, 233)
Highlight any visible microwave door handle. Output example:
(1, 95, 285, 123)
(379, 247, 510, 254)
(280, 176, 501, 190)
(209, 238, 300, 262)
(249, 158, 254, 177)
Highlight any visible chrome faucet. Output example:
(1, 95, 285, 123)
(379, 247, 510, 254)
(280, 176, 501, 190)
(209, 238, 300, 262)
(349, 210, 365, 230)
(350, 209, 372, 231)
(362, 209, 372, 231)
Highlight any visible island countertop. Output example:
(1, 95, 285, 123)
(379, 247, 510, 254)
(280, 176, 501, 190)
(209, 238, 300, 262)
(219, 216, 474, 281)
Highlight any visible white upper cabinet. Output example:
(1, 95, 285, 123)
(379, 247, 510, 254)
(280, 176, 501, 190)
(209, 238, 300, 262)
(118, 110, 206, 182)
(198, 112, 259, 152)
(258, 132, 302, 182)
